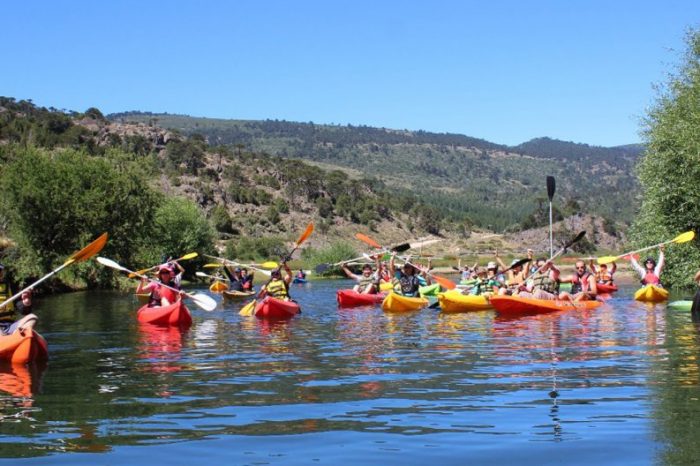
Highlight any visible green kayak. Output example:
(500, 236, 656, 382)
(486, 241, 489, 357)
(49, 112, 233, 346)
(419, 283, 441, 297)
(668, 300, 692, 311)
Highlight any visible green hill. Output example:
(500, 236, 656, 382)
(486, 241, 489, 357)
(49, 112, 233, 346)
(109, 112, 642, 231)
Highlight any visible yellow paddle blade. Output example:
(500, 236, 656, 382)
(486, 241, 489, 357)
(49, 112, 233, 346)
(66, 232, 109, 265)
(239, 299, 256, 316)
(596, 256, 618, 265)
(673, 231, 696, 244)
(259, 261, 278, 269)
(177, 252, 199, 261)
(203, 263, 223, 269)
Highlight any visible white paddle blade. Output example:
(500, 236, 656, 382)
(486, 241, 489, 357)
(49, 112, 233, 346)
(190, 293, 217, 312)
(96, 257, 128, 272)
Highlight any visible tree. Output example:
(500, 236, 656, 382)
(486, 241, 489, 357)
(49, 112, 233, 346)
(629, 29, 700, 287)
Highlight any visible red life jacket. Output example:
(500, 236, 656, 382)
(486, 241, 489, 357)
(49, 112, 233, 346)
(148, 283, 178, 307)
(642, 272, 660, 285)
(571, 272, 592, 294)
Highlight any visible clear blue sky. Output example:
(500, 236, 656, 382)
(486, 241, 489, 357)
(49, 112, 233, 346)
(2, 1, 699, 146)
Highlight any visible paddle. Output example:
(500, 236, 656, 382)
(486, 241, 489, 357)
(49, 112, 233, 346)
(128, 252, 199, 278)
(283, 223, 314, 263)
(314, 243, 411, 274)
(203, 255, 273, 277)
(96, 257, 217, 311)
(547, 176, 556, 257)
(239, 298, 257, 316)
(195, 271, 230, 282)
(523, 231, 587, 283)
(0, 232, 109, 310)
(596, 231, 696, 265)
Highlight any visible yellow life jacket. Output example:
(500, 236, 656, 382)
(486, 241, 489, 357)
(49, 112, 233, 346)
(265, 279, 289, 299)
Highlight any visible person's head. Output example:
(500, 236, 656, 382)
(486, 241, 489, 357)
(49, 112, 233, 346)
(158, 265, 172, 281)
(271, 268, 282, 279)
(599, 264, 608, 271)
(645, 257, 656, 270)
(402, 263, 416, 276)
(234, 267, 242, 275)
(476, 266, 488, 278)
(241, 268, 248, 276)
(536, 257, 547, 268)
(362, 264, 373, 276)
(575, 260, 586, 275)
(486, 261, 498, 276)
(510, 259, 522, 273)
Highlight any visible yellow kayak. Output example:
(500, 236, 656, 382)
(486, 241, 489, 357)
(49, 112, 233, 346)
(379, 281, 394, 292)
(209, 280, 229, 293)
(634, 285, 668, 303)
(381, 292, 428, 312)
(437, 291, 493, 312)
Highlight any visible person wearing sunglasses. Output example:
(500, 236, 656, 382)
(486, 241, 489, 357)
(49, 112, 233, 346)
(628, 245, 664, 286)
(560, 260, 598, 301)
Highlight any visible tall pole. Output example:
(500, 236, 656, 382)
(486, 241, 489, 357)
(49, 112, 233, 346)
(547, 176, 556, 258)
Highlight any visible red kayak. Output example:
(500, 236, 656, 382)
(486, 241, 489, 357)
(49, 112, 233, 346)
(0, 327, 48, 364)
(337, 290, 385, 308)
(137, 301, 192, 327)
(254, 297, 301, 319)
(595, 283, 618, 293)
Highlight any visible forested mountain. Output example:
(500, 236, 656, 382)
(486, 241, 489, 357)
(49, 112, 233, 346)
(110, 112, 643, 231)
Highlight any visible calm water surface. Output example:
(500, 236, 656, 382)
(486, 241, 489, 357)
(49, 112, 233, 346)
(1, 279, 700, 465)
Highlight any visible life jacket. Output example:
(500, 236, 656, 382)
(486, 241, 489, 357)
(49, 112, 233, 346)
(596, 270, 613, 283)
(358, 273, 376, 290)
(148, 282, 178, 307)
(241, 276, 254, 291)
(398, 273, 421, 297)
(642, 272, 660, 285)
(229, 278, 244, 292)
(571, 272, 592, 294)
(532, 273, 559, 294)
(0, 280, 15, 321)
(265, 279, 289, 299)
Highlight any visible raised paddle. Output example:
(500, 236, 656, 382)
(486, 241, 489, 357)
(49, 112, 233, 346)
(0, 232, 109, 310)
(203, 255, 274, 276)
(314, 243, 411, 274)
(97, 257, 217, 311)
(596, 230, 696, 265)
(129, 252, 199, 278)
(195, 271, 230, 282)
(547, 176, 556, 257)
(282, 223, 314, 263)
(523, 231, 587, 283)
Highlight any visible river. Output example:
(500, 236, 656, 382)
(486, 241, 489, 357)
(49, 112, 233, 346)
(1, 279, 699, 465)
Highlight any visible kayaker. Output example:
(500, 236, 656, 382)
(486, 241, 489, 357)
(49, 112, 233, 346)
(258, 263, 293, 300)
(296, 269, 306, 280)
(496, 249, 532, 288)
(341, 256, 380, 294)
(0, 264, 35, 329)
(629, 245, 664, 285)
(389, 253, 430, 297)
(240, 268, 255, 291)
(589, 260, 616, 285)
(137, 265, 182, 307)
(167, 259, 185, 288)
(518, 258, 561, 300)
(224, 266, 245, 291)
(560, 260, 597, 301)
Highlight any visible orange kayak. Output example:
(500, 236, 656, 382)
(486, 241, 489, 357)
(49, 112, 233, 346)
(254, 297, 300, 319)
(209, 281, 229, 293)
(137, 301, 192, 327)
(0, 328, 48, 364)
(490, 295, 602, 316)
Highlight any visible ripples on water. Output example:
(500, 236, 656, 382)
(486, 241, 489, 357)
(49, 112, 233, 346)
(1, 281, 700, 464)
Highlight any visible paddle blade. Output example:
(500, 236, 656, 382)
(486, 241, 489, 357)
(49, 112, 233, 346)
(296, 223, 314, 247)
(596, 256, 618, 265)
(68, 232, 109, 265)
(195, 271, 210, 278)
(239, 299, 256, 316)
(315, 263, 330, 274)
(177, 252, 199, 261)
(546, 176, 556, 201)
(355, 233, 382, 249)
(673, 231, 696, 244)
(96, 256, 128, 273)
(432, 274, 456, 290)
(189, 293, 217, 312)
(506, 258, 530, 272)
(129, 267, 153, 278)
(259, 261, 279, 269)
(565, 231, 586, 250)
(391, 243, 411, 253)
(203, 263, 223, 268)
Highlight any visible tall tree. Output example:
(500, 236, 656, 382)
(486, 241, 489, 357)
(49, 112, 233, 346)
(629, 29, 700, 287)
